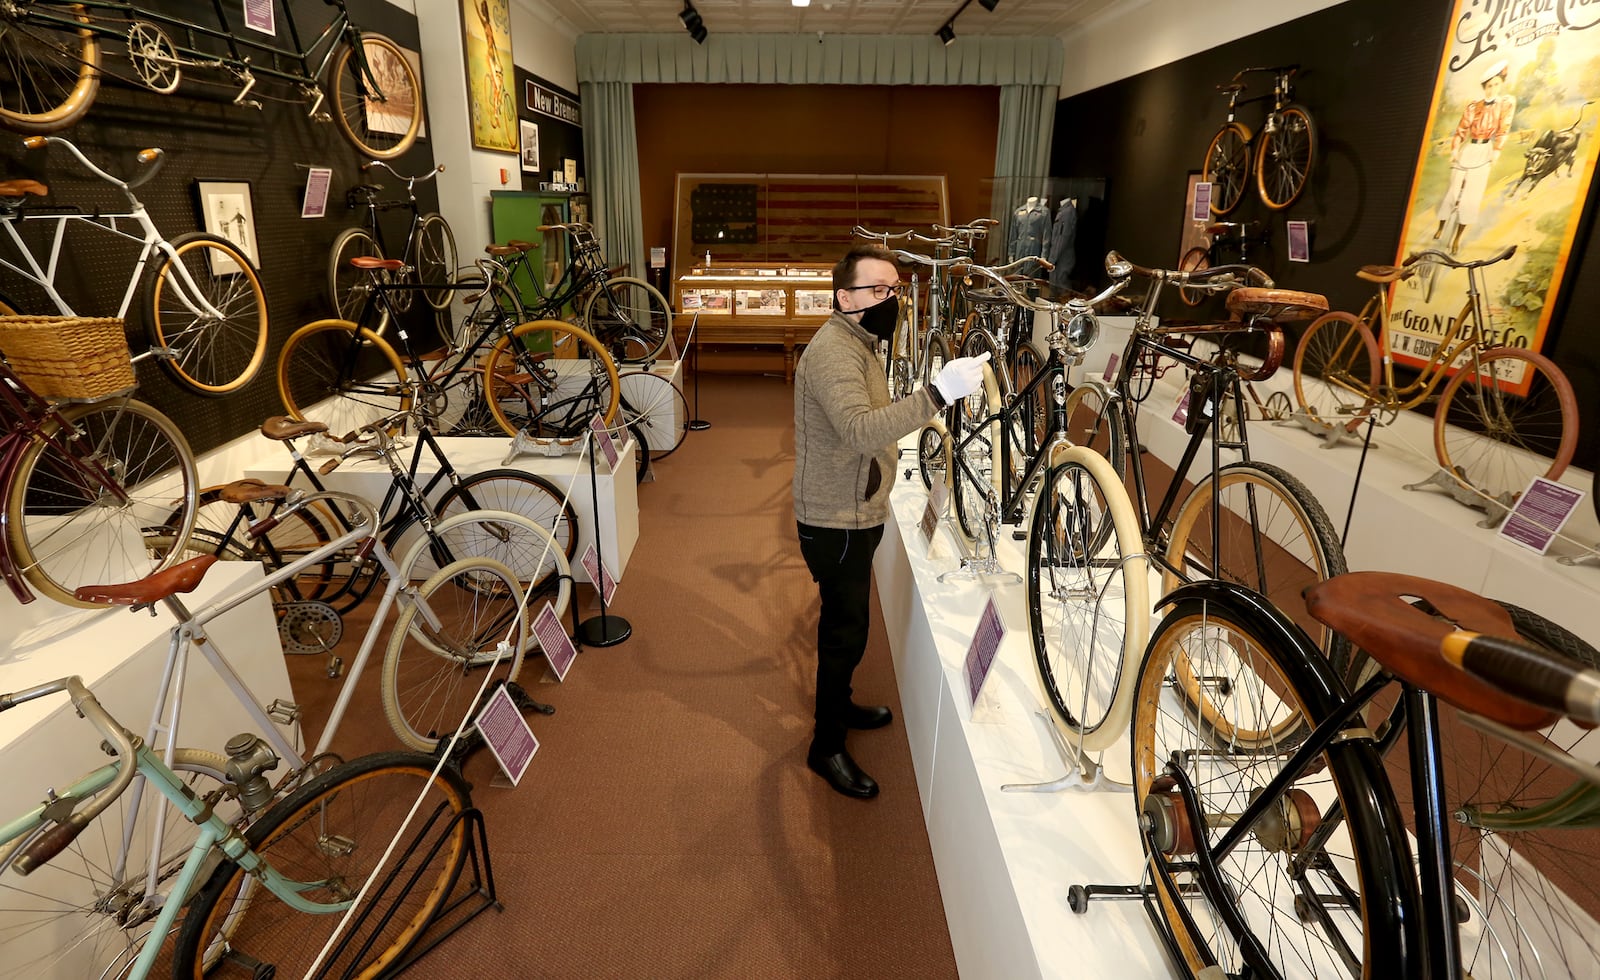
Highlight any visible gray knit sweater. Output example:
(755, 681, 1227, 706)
(793, 312, 940, 529)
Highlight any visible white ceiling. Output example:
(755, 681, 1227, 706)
(524, 0, 1130, 39)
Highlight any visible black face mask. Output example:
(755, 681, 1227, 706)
(853, 295, 899, 341)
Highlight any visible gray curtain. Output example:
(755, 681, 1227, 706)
(574, 34, 1064, 274)
(579, 80, 646, 281)
(990, 83, 1059, 264)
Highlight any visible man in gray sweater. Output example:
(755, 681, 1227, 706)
(793, 243, 988, 799)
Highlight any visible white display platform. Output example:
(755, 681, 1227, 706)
(874, 474, 1177, 980)
(243, 433, 639, 586)
(0, 561, 290, 978)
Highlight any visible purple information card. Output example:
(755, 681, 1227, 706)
(589, 414, 620, 470)
(1286, 220, 1310, 263)
(474, 685, 539, 785)
(1102, 351, 1119, 382)
(1172, 389, 1192, 425)
(301, 167, 331, 219)
(243, 0, 275, 34)
(580, 544, 618, 605)
(1192, 183, 1213, 221)
(533, 601, 578, 681)
(1498, 477, 1584, 555)
(963, 596, 1007, 706)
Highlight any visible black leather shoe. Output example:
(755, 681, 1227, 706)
(845, 702, 893, 730)
(806, 748, 879, 799)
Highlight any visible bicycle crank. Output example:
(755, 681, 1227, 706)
(277, 601, 343, 655)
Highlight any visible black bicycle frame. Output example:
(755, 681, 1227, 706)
(949, 345, 1075, 528)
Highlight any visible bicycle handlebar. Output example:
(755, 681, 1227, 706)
(852, 226, 917, 242)
(0, 676, 139, 875)
(1105, 250, 1274, 290)
(362, 160, 445, 187)
(957, 260, 1123, 315)
(21, 135, 166, 196)
(1405, 244, 1517, 270)
(1445, 629, 1600, 725)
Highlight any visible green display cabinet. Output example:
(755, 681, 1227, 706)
(488, 190, 583, 319)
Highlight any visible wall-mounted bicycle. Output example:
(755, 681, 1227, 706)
(1202, 65, 1317, 215)
(0, 0, 421, 159)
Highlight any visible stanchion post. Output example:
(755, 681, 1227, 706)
(576, 432, 631, 647)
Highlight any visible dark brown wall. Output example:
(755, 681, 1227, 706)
(632, 83, 1000, 271)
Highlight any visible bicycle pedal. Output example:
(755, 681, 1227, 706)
(266, 699, 301, 725)
(1012, 528, 1027, 541)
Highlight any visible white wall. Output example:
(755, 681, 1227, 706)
(1058, 0, 1351, 98)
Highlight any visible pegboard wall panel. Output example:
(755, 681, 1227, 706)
(0, 0, 441, 458)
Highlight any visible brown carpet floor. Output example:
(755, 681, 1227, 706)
(288, 374, 958, 979)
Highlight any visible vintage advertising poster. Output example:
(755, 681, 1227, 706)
(1391, 0, 1600, 393)
(461, 0, 517, 152)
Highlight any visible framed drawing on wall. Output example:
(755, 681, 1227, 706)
(1390, 0, 1600, 392)
(361, 41, 421, 139)
(194, 180, 259, 275)
(461, 0, 517, 152)
(520, 119, 540, 172)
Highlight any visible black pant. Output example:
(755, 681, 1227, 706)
(797, 521, 884, 754)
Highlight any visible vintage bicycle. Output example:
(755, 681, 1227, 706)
(0, 0, 422, 159)
(1097, 571, 1600, 979)
(0, 134, 268, 395)
(1291, 246, 1578, 508)
(1202, 65, 1317, 215)
(327, 161, 457, 323)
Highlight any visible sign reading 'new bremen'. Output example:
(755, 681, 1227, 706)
(525, 80, 581, 125)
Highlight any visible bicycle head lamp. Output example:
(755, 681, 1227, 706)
(1053, 302, 1100, 355)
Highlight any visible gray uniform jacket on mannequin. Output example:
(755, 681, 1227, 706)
(793, 312, 940, 529)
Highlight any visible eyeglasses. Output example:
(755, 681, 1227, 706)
(841, 283, 903, 300)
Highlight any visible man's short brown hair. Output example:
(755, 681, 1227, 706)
(832, 244, 899, 294)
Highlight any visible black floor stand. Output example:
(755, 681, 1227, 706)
(577, 434, 631, 647)
(375, 807, 501, 978)
(687, 312, 710, 431)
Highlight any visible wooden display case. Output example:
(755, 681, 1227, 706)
(674, 265, 832, 381)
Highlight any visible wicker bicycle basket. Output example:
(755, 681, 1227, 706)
(0, 316, 136, 402)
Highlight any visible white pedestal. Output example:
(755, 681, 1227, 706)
(620, 357, 686, 455)
(245, 435, 639, 585)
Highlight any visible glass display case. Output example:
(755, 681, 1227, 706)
(673, 264, 832, 381)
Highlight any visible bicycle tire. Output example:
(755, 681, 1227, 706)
(327, 34, 421, 160)
(1433, 346, 1578, 502)
(581, 276, 673, 364)
(1132, 591, 1413, 977)
(1062, 381, 1129, 482)
(382, 558, 526, 752)
(888, 298, 916, 400)
(1292, 310, 1381, 432)
(921, 328, 951, 388)
(1011, 339, 1049, 461)
(917, 423, 948, 493)
(1162, 460, 1349, 747)
(611, 370, 689, 461)
(327, 226, 384, 323)
(0, 749, 245, 980)
(0, 4, 100, 134)
(1256, 103, 1317, 210)
(7, 399, 197, 607)
(143, 232, 269, 396)
(1026, 448, 1149, 752)
(397, 508, 572, 619)
(276, 318, 413, 437)
(949, 359, 1002, 545)
(174, 752, 471, 979)
(1203, 121, 1252, 216)
(435, 468, 577, 563)
(415, 213, 457, 311)
(482, 319, 620, 438)
(1177, 245, 1211, 307)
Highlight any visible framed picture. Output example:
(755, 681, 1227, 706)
(360, 40, 420, 139)
(1178, 172, 1210, 265)
(194, 180, 259, 274)
(461, 0, 517, 153)
(519, 119, 540, 173)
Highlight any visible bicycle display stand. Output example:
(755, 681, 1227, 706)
(576, 435, 631, 647)
(1000, 708, 1132, 794)
(686, 312, 711, 431)
(350, 806, 502, 979)
(1403, 468, 1517, 528)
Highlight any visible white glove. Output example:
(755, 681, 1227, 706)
(933, 352, 991, 404)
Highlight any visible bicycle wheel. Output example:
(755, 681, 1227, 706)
(482, 319, 620, 438)
(582, 276, 673, 364)
(1011, 339, 1050, 461)
(1177, 245, 1211, 307)
(609, 370, 689, 461)
(277, 318, 413, 437)
(1433, 346, 1578, 503)
(1386, 602, 1600, 979)
(921, 327, 951, 388)
(1132, 592, 1412, 977)
(381, 558, 527, 752)
(7, 399, 197, 607)
(414, 213, 457, 311)
(401, 508, 572, 619)
(144, 233, 268, 396)
(181, 489, 339, 601)
(435, 468, 577, 563)
(327, 227, 384, 323)
(1256, 104, 1317, 210)
(0, 4, 100, 133)
(174, 752, 471, 979)
(949, 361, 1002, 545)
(327, 34, 421, 160)
(1292, 310, 1380, 432)
(1026, 448, 1148, 751)
(1062, 381, 1129, 481)
(1203, 121, 1252, 216)
(917, 423, 948, 493)
(1163, 461, 1348, 746)
(0, 750, 248, 980)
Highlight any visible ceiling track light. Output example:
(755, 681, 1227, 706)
(936, 0, 993, 46)
(937, 23, 955, 45)
(979, 0, 999, 10)
(679, 2, 707, 44)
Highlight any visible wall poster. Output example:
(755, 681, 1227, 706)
(1391, 1, 1600, 394)
(461, 0, 517, 152)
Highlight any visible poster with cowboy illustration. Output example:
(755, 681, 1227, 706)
(1391, 1, 1600, 394)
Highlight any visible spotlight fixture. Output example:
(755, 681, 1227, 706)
(679, 2, 707, 44)
(978, 0, 998, 10)
(937, 22, 955, 45)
